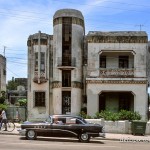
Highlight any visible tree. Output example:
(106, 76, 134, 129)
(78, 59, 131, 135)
(7, 78, 19, 90)
(0, 91, 6, 104)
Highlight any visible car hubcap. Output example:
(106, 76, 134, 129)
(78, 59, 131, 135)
(28, 130, 35, 138)
(81, 133, 88, 140)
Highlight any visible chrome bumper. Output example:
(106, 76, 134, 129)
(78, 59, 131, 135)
(17, 129, 26, 136)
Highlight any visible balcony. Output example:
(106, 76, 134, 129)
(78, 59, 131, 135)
(33, 71, 48, 83)
(57, 57, 76, 69)
(99, 68, 134, 78)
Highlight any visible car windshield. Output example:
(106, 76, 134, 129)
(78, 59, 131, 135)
(45, 116, 52, 123)
(78, 117, 87, 124)
(46, 115, 88, 124)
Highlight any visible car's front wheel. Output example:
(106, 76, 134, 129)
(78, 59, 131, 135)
(26, 130, 37, 140)
(78, 132, 90, 143)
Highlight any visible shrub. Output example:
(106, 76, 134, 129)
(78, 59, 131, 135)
(94, 110, 119, 121)
(0, 103, 8, 110)
(17, 99, 27, 106)
(118, 110, 141, 121)
(79, 111, 92, 119)
(79, 109, 141, 121)
(94, 110, 141, 121)
(0, 97, 5, 104)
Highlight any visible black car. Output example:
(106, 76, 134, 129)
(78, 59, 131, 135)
(18, 115, 105, 142)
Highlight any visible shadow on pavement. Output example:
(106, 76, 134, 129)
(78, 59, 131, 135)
(19, 137, 105, 144)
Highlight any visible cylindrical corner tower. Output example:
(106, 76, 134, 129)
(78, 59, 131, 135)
(53, 9, 85, 115)
(27, 31, 52, 120)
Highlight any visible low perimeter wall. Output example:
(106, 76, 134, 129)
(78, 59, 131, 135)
(85, 119, 150, 135)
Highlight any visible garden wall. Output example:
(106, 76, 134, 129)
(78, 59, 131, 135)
(85, 119, 150, 135)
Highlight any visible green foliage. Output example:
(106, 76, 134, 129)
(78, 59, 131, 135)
(0, 103, 8, 110)
(0, 96, 5, 104)
(17, 99, 27, 106)
(0, 91, 6, 104)
(94, 110, 119, 121)
(79, 111, 92, 119)
(79, 109, 141, 121)
(7, 80, 19, 90)
(118, 110, 141, 121)
(94, 110, 141, 121)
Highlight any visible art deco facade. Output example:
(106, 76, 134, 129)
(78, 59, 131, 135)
(27, 9, 149, 120)
(86, 31, 149, 120)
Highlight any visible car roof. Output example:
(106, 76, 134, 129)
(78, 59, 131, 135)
(50, 114, 83, 119)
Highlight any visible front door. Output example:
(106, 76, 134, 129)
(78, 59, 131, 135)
(62, 91, 71, 114)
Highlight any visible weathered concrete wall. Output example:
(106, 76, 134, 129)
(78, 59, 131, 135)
(27, 33, 51, 120)
(71, 88, 82, 115)
(0, 55, 6, 92)
(87, 81, 147, 120)
(86, 119, 150, 135)
(52, 9, 84, 115)
(53, 88, 62, 114)
(87, 43, 147, 78)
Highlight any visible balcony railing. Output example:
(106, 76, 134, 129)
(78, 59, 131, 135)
(33, 71, 47, 83)
(57, 57, 76, 67)
(99, 68, 134, 77)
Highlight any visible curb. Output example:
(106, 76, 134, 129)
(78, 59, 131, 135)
(0, 131, 19, 135)
(0, 131, 120, 141)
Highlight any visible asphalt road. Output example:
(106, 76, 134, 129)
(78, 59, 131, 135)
(0, 134, 150, 150)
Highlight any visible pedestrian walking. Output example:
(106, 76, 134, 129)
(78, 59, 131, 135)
(0, 108, 7, 131)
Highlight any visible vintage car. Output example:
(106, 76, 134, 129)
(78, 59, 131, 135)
(18, 115, 105, 142)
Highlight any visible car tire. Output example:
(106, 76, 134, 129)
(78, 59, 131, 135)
(26, 130, 37, 140)
(78, 132, 90, 143)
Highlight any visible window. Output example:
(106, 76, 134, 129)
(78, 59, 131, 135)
(62, 91, 71, 114)
(62, 70, 71, 87)
(3, 69, 6, 75)
(119, 56, 129, 68)
(35, 52, 38, 71)
(100, 56, 106, 68)
(34, 91, 45, 107)
(40, 52, 45, 72)
(64, 25, 70, 41)
(33, 39, 38, 45)
(40, 39, 47, 45)
(62, 17, 72, 66)
(34, 52, 45, 72)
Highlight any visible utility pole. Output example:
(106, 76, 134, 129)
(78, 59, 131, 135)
(135, 24, 144, 31)
(3, 46, 6, 57)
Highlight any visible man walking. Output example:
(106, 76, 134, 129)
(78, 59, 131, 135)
(0, 109, 7, 131)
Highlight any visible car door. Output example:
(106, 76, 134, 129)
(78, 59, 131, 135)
(51, 117, 67, 137)
(61, 117, 84, 138)
(40, 116, 53, 137)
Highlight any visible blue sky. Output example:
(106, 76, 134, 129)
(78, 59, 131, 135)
(0, 0, 150, 82)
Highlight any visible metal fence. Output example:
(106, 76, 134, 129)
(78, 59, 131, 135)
(6, 106, 27, 122)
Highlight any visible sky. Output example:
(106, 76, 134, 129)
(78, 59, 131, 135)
(0, 0, 150, 82)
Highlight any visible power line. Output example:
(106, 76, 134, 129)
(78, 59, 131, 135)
(6, 66, 23, 78)
(52, 0, 150, 14)
(135, 24, 144, 31)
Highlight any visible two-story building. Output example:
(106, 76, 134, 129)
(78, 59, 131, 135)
(86, 31, 149, 120)
(27, 9, 149, 120)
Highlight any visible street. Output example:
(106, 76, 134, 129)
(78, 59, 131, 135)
(0, 135, 150, 150)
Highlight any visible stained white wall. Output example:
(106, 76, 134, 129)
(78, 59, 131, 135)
(87, 80, 148, 120)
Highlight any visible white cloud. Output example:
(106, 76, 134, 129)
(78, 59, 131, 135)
(0, 0, 150, 81)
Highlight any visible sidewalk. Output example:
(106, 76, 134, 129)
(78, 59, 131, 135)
(1, 123, 150, 141)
